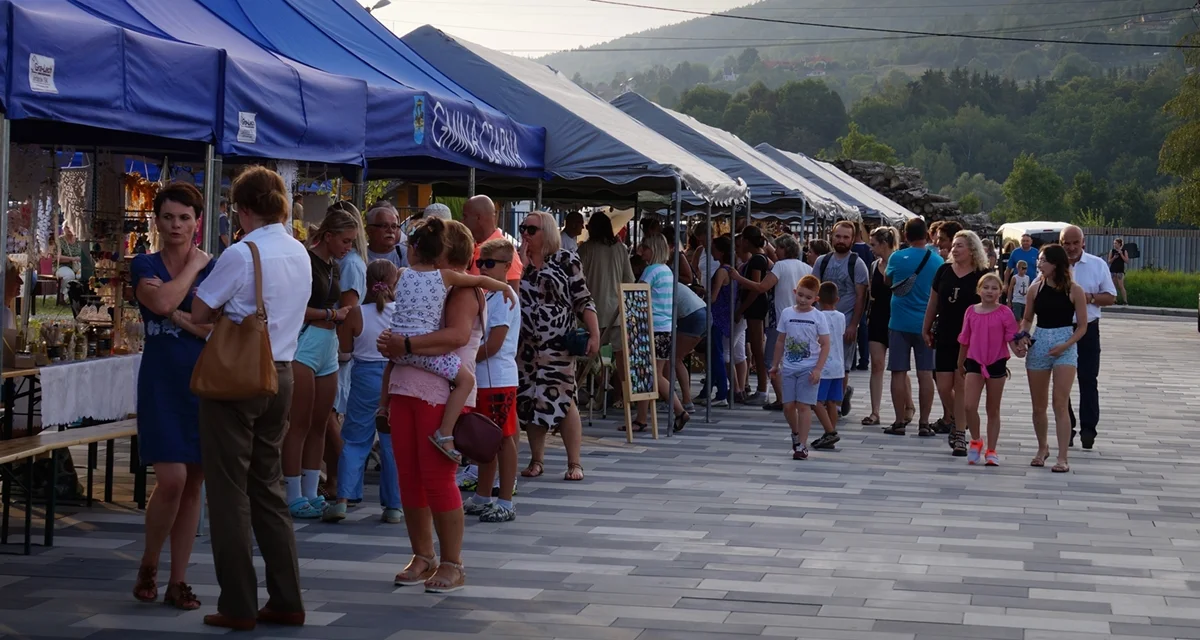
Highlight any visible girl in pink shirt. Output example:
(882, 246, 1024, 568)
(957, 273, 1024, 466)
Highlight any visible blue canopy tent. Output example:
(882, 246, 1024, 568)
(69, 0, 368, 167)
(192, 0, 546, 180)
(402, 26, 746, 205)
(611, 92, 856, 221)
(756, 143, 913, 226)
(0, 0, 221, 150)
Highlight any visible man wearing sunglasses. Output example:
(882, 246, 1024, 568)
(464, 195, 523, 288)
(365, 204, 408, 269)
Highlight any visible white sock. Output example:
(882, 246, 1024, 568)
(467, 494, 491, 506)
(301, 469, 321, 500)
(495, 498, 514, 510)
(285, 476, 302, 504)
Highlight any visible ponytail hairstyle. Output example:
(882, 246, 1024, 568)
(328, 201, 367, 261)
(870, 226, 897, 250)
(310, 207, 361, 250)
(738, 225, 766, 250)
(365, 259, 399, 312)
(408, 216, 446, 266)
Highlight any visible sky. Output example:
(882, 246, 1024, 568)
(361, 0, 751, 57)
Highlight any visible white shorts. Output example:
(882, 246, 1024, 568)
(724, 319, 748, 364)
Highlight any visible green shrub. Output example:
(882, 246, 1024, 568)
(1123, 268, 1200, 309)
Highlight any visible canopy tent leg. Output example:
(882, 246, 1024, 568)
(704, 202, 712, 424)
(535, 178, 543, 210)
(201, 145, 222, 255)
(0, 119, 9, 384)
(352, 167, 365, 211)
(667, 178, 682, 437)
(468, 167, 476, 198)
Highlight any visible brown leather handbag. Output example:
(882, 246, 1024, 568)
(452, 291, 503, 464)
(190, 242, 278, 400)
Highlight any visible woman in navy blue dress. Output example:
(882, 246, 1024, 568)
(130, 182, 215, 610)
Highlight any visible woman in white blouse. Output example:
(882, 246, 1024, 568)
(191, 166, 311, 631)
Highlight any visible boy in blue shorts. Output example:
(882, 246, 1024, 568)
(813, 281, 846, 450)
(770, 275, 830, 460)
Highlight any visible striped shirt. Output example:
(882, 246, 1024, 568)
(640, 264, 674, 333)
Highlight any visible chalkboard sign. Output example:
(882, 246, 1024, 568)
(618, 283, 659, 441)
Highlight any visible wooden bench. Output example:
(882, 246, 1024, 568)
(0, 419, 142, 555)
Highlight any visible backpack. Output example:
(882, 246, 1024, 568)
(817, 251, 859, 283)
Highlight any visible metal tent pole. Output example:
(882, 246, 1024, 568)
(352, 166, 365, 211)
(728, 205, 735, 409)
(704, 202, 712, 424)
(536, 178, 543, 210)
(0, 119, 9, 388)
(667, 177, 682, 436)
(201, 145, 220, 255)
(468, 167, 476, 197)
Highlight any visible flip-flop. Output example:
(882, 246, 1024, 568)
(673, 412, 690, 433)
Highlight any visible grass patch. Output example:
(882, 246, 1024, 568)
(1124, 269, 1200, 310)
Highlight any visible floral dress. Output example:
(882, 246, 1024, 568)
(516, 250, 595, 431)
(131, 253, 214, 464)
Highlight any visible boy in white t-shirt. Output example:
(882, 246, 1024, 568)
(813, 281, 846, 451)
(461, 238, 522, 523)
(1008, 260, 1030, 322)
(770, 275, 830, 461)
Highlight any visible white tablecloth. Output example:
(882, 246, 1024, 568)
(38, 354, 141, 426)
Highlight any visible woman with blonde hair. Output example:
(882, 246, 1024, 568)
(282, 208, 361, 519)
(922, 229, 990, 456)
(517, 211, 599, 481)
(631, 232, 690, 432)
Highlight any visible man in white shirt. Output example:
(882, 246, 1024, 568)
(1060, 225, 1116, 450)
(561, 211, 584, 252)
(365, 205, 408, 268)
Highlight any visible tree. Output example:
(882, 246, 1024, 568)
(835, 123, 898, 164)
(737, 47, 760, 74)
(1053, 53, 1096, 82)
(1000, 153, 1066, 221)
(960, 193, 982, 215)
(1064, 171, 1110, 217)
(1158, 31, 1200, 225)
(656, 84, 679, 109)
(910, 144, 958, 192)
(942, 172, 1005, 212)
(739, 109, 777, 146)
(774, 80, 849, 151)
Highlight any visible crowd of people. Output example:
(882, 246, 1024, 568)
(123, 164, 1118, 629)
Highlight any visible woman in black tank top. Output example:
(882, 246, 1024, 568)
(863, 227, 913, 426)
(1017, 244, 1088, 474)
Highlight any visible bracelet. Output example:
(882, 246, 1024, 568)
(404, 336, 412, 355)
(325, 308, 333, 322)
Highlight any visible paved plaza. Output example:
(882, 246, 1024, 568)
(0, 313, 1198, 639)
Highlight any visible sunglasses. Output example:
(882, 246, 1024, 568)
(519, 225, 541, 236)
(475, 258, 511, 270)
(369, 223, 401, 231)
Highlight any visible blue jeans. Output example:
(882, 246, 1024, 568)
(336, 359, 401, 509)
(708, 324, 729, 401)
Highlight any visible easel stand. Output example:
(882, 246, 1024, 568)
(618, 283, 660, 444)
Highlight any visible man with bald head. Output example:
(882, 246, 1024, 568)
(1060, 224, 1116, 450)
(464, 195, 522, 288)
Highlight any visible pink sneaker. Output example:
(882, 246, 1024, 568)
(985, 450, 1000, 466)
(966, 440, 984, 465)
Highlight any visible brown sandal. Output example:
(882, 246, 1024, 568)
(564, 463, 584, 482)
(133, 565, 158, 603)
(520, 460, 544, 478)
(1030, 450, 1049, 467)
(163, 581, 201, 610)
(424, 561, 466, 594)
(393, 554, 438, 587)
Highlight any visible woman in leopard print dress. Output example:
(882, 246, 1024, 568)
(516, 212, 599, 482)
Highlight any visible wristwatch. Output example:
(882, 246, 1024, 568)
(1087, 293, 1095, 305)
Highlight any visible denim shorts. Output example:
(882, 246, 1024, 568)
(1026, 325, 1078, 371)
(678, 308, 707, 338)
(818, 377, 845, 403)
(780, 369, 819, 405)
(296, 325, 340, 377)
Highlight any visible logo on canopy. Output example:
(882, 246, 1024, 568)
(29, 54, 57, 95)
(237, 112, 257, 144)
(430, 101, 526, 169)
(413, 97, 426, 144)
